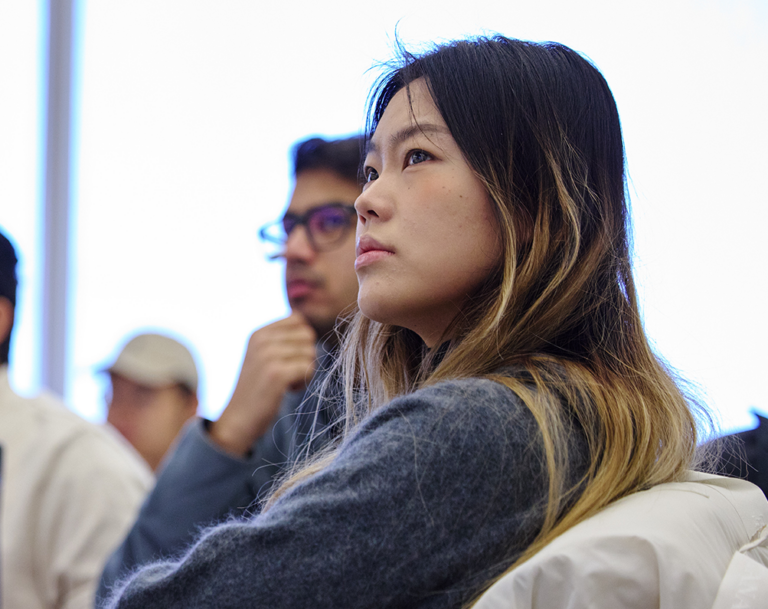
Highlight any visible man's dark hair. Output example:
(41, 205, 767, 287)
(291, 135, 364, 185)
(0, 230, 19, 365)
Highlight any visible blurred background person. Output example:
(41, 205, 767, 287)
(98, 134, 362, 597)
(0, 229, 153, 609)
(103, 332, 199, 471)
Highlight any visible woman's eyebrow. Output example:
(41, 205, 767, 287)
(367, 123, 450, 155)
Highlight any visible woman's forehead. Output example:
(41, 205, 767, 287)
(367, 81, 449, 154)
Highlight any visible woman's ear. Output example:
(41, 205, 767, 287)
(0, 297, 14, 346)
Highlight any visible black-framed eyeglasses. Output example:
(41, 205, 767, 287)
(259, 203, 357, 254)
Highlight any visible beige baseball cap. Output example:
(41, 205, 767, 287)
(105, 333, 198, 393)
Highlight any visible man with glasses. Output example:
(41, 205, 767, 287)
(99, 136, 362, 598)
(209, 139, 360, 460)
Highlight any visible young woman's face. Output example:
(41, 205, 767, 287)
(355, 78, 502, 347)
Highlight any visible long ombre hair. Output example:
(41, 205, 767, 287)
(269, 35, 716, 594)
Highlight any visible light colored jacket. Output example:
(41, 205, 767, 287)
(0, 366, 153, 609)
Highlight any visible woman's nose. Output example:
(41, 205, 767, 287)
(354, 186, 385, 226)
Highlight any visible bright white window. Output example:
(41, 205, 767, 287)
(0, 1, 44, 396)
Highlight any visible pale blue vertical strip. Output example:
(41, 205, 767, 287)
(66, 0, 84, 408)
(41, 0, 74, 396)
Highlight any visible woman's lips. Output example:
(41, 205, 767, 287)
(355, 235, 394, 270)
(355, 249, 394, 270)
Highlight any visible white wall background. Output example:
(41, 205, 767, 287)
(0, 0, 43, 397)
(2, 0, 766, 433)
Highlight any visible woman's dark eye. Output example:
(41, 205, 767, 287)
(364, 166, 379, 182)
(407, 150, 431, 165)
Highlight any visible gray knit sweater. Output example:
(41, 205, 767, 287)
(103, 377, 587, 608)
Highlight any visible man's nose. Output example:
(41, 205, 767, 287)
(283, 225, 317, 262)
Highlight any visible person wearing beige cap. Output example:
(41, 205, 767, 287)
(105, 333, 199, 471)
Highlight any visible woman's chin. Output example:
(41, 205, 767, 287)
(358, 305, 391, 326)
(358, 303, 408, 332)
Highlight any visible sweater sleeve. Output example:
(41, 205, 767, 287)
(103, 378, 559, 609)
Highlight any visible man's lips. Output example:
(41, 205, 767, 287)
(285, 278, 319, 300)
(355, 235, 394, 270)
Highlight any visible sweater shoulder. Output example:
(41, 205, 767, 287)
(369, 376, 534, 434)
(340, 376, 542, 468)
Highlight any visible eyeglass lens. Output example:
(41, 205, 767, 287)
(282, 205, 354, 249)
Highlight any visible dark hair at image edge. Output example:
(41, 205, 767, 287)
(292, 135, 364, 185)
(0, 230, 18, 365)
(270, 36, 720, 605)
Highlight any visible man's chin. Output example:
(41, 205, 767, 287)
(292, 303, 336, 340)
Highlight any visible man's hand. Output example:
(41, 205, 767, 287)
(209, 313, 317, 456)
